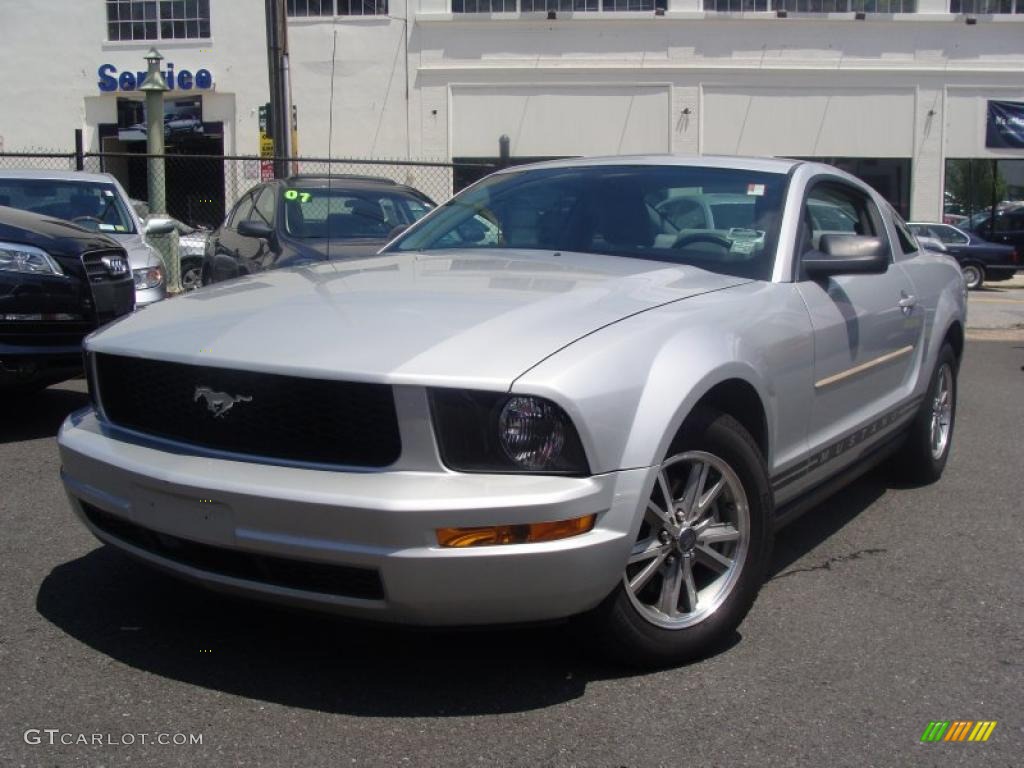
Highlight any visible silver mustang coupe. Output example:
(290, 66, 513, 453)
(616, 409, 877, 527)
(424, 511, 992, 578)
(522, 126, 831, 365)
(58, 156, 966, 667)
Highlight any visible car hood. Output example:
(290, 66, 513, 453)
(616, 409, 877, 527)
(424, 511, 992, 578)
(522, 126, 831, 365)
(86, 249, 750, 388)
(0, 205, 123, 257)
(108, 232, 162, 269)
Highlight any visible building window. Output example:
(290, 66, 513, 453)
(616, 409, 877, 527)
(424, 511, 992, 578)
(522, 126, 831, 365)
(452, 0, 516, 9)
(106, 1, 211, 41)
(766, 0, 917, 10)
(454, 0, 665, 9)
(287, 0, 334, 14)
(286, 0, 389, 14)
(703, 0, 768, 8)
(521, 0, 600, 10)
(950, 0, 1022, 11)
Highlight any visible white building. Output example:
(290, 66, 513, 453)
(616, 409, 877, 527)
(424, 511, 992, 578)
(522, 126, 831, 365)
(1, 0, 1022, 221)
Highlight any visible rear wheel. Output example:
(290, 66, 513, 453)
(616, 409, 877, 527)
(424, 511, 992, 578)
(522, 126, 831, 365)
(584, 409, 772, 668)
(896, 343, 958, 484)
(961, 263, 984, 290)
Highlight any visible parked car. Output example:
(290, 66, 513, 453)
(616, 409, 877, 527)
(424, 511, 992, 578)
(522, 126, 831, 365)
(59, 156, 966, 667)
(962, 204, 1024, 265)
(0, 171, 170, 306)
(164, 113, 204, 138)
(141, 214, 210, 292)
(1, 205, 135, 394)
(202, 175, 434, 285)
(908, 221, 1020, 289)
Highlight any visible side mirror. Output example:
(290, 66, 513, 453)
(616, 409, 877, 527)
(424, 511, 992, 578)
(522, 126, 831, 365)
(144, 217, 176, 236)
(238, 220, 274, 240)
(803, 235, 889, 278)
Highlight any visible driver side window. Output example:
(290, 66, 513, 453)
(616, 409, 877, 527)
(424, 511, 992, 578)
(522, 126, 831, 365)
(801, 182, 879, 255)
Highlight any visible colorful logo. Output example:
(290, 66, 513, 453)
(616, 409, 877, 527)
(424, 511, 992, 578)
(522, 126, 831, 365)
(921, 721, 997, 743)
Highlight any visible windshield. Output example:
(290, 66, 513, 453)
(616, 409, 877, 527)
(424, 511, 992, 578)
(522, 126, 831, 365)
(390, 165, 787, 280)
(0, 178, 136, 234)
(282, 187, 433, 240)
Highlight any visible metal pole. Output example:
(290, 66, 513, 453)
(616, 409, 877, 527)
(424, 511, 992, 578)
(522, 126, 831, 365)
(265, 0, 291, 179)
(140, 48, 180, 293)
(74, 129, 84, 171)
(140, 48, 168, 215)
(499, 135, 511, 169)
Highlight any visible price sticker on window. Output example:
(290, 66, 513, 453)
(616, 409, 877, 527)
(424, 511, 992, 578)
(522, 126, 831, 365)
(284, 189, 312, 203)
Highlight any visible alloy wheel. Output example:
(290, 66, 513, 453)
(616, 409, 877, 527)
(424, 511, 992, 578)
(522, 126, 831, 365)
(930, 363, 954, 460)
(962, 265, 982, 290)
(624, 450, 750, 629)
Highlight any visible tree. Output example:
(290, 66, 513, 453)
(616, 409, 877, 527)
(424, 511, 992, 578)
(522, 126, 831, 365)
(945, 159, 1007, 217)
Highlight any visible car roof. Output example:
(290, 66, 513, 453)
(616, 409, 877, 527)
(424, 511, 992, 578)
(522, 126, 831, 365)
(0, 169, 117, 183)
(493, 154, 803, 176)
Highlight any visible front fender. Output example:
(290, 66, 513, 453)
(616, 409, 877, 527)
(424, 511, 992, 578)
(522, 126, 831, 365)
(512, 282, 814, 476)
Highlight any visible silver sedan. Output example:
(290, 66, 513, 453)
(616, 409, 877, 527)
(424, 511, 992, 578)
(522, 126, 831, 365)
(58, 156, 966, 667)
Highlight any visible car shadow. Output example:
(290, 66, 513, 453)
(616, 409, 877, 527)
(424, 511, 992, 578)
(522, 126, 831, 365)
(768, 466, 889, 579)
(36, 545, 742, 716)
(35, 471, 894, 716)
(0, 382, 89, 444)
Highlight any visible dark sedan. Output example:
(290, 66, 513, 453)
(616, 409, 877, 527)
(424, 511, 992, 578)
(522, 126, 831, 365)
(908, 221, 1020, 289)
(202, 175, 434, 285)
(0, 206, 135, 393)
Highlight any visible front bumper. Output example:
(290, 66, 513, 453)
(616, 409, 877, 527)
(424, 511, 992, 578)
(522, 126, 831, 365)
(58, 409, 649, 625)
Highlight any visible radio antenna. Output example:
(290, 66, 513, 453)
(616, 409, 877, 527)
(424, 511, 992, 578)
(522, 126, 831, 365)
(327, 27, 338, 265)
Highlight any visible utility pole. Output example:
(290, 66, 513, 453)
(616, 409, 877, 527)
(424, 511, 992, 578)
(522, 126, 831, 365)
(265, 0, 291, 179)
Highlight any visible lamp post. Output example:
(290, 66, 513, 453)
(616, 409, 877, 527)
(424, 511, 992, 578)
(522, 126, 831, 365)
(139, 48, 168, 214)
(139, 47, 180, 293)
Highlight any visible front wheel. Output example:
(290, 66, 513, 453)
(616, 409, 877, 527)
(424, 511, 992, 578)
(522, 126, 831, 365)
(961, 263, 984, 290)
(583, 409, 772, 668)
(180, 258, 203, 292)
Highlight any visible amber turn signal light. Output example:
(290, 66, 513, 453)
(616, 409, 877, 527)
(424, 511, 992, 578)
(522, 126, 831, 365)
(437, 514, 597, 548)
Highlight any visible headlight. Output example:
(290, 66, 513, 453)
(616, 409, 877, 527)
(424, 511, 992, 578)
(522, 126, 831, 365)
(430, 389, 589, 475)
(0, 241, 64, 276)
(133, 265, 164, 290)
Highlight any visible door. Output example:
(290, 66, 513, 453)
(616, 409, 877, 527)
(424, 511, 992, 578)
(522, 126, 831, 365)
(795, 180, 923, 477)
(212, 192, 256, 282)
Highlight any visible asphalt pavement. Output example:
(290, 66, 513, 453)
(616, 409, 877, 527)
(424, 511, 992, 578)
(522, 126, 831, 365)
(966, 273, 1024, 338)
(1, 334, 1022, 767)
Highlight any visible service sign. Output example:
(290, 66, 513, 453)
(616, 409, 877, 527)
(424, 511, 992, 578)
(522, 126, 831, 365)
(985, 100, 1024, 150)
(98, 63, 213, 93)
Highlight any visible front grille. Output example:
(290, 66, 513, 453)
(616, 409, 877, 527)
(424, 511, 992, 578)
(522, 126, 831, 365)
(82, 502, 385, 601)
(82, 248, 128, 284)
(95, 354, 402, 467)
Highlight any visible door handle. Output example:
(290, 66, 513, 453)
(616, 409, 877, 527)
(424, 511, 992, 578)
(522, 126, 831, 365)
(898, 292, 917, 312)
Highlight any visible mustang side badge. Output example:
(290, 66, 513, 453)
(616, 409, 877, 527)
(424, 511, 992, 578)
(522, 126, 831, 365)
(194, 386, 253, 418)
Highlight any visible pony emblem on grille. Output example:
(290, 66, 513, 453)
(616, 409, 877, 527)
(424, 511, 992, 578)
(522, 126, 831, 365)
(194, 386, 253, 418)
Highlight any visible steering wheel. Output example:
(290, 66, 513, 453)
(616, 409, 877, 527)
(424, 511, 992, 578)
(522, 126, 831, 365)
(672, 232, 732, 250)
(71, 216, 104, 228)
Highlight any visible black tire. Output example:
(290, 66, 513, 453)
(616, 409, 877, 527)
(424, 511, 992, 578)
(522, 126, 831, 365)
(895, 343, 958, 484)
(180, 258, 204, 292)
(961, 263, 984, 290)
(582, 408, 773, 669)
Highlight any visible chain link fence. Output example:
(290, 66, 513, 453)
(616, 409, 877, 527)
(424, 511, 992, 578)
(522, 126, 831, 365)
(0, 151, 497, 229)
